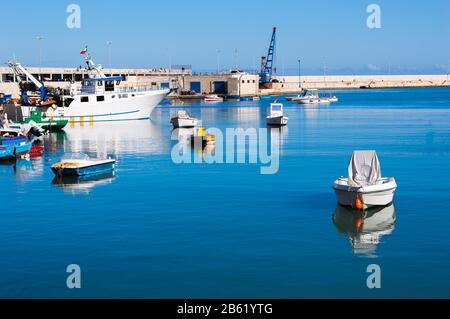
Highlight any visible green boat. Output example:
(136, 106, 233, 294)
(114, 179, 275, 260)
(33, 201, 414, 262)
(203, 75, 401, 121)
(4, 104, 68, 132)
(20, 109, 68, 132)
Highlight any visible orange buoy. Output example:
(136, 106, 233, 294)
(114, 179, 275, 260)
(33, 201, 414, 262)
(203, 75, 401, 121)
(354, 196, 363, 210)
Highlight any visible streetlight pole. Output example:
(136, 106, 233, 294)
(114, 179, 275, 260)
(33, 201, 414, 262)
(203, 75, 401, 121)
(298, 59, 301, 89)
(36, 36, 45, 81)
(106, 41, 112, 74)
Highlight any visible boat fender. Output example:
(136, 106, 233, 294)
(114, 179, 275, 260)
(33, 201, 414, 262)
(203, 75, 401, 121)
(354, 196, 363, 211)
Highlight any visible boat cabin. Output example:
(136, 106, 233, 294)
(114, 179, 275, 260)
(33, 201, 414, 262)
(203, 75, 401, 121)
(81, 76, 123, 95)
(269, 103, 284, 117)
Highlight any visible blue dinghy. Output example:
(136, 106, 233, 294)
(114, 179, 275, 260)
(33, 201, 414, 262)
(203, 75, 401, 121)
(51, 153, 116, 177)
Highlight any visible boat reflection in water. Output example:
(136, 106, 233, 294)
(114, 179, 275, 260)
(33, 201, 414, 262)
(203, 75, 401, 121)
(0, 158, 45, 182)
(333, 204, 396, 257)
(52, 172, 116, 195)
(269, 125, 288, 145)
(171, 127, 215, 162)
(45, 120, 167, 158)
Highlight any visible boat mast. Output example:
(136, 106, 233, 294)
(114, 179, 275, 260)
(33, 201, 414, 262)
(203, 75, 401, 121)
(84, 55, 107, 78)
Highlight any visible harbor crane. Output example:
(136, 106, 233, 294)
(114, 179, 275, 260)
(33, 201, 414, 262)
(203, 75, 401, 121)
(259, 27, 277, 86)
(7, 61, 49, 105)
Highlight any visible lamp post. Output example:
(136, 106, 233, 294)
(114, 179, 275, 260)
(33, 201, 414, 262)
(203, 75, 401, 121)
(106, 41, 113, 74)
(36, 36, 45, 81)
(298, 59, 301, 89)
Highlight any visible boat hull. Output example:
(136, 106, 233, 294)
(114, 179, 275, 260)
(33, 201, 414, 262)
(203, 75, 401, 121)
(266, 116, 288, 126)
(51, 160, 116, 177)
(0, 146, 15, 161)
(171, 117, 198, 128)
(14, 142, 32, 155)
(297, 98, 330, 104)
(59, 89, 169, 123)
(333, 178, 397, 208)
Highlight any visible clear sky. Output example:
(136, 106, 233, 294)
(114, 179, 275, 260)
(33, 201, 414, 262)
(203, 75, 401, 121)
(1, 0, 449, 75)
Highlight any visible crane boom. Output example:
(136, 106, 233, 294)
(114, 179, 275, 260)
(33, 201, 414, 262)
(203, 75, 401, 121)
(7, 62, 44, 89)
(7, 61, 49, 103)
(259, 27, 277, 84)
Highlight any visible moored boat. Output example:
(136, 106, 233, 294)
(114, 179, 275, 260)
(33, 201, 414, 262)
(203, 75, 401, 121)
(51, 153, 116, 177)
(328, 96, 339, 103)
(0, 145, 15, 161)
(16, 109, 68, 132)
(0, 93, 12, 103)
(204, 94, 224, 102)
(8, 54, 169, 123)
(0, 129, 33, 157)
(333, 151, 397, 209)
(170, 110, 198, 128)
(293, 89, 330, 104)
(266, 102, 288, 126)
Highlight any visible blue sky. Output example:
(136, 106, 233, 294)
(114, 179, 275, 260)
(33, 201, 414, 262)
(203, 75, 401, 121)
(1, 0, 449, 74)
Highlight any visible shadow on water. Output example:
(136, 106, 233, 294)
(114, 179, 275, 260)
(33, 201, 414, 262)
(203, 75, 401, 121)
(333, 204, 397, 258)
(51, 171, 116, 195)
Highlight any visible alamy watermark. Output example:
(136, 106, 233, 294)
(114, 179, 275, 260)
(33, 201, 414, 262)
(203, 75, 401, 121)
(171, 127, 282, 175)
(366, 264, 381, 289)
(366, 4, 382, 29)
(66, 264, 81, 289)
(66, 4, 81, 29)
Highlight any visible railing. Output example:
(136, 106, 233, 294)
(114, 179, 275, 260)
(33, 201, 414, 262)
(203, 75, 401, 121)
(118, 86, 169, 93)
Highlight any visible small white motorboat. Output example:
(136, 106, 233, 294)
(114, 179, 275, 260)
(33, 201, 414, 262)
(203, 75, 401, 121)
(328, 96, 339, 103)
(293, 89, 330, 104)
(170, 110, 198, 128)
(333, 151, 397, 209)
(204, 94, 224, 102)
(266, 103, 288, 126)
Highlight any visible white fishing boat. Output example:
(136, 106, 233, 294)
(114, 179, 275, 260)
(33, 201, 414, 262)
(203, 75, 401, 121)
(333, 151, 397, 209)
(170, 110, 198, 128)
(266, 103, 288, 126)
(9, 55, 169, 123)
(61, 54, 169, 122)
(204, 94, 224, 102)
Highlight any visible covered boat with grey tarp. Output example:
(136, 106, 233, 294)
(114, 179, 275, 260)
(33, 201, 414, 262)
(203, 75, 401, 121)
(333, 151, 397, 209)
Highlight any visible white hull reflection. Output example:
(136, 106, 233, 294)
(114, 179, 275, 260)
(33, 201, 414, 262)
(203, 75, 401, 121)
(45, 120, 167, 158)
(333, 204, 396, 257)
(52, 172, 116, 195)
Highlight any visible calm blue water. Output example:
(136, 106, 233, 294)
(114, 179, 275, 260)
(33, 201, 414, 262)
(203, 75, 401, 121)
(1, 87, 450, 298)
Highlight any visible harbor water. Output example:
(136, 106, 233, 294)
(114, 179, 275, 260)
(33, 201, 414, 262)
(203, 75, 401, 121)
(1, 87, 449, 298)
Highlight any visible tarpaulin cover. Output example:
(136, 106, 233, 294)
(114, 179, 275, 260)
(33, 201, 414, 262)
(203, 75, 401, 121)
(348, 150, 381, 186)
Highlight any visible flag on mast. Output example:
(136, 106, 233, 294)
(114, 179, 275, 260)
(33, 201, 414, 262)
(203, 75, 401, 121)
(80, 46, 88, 55)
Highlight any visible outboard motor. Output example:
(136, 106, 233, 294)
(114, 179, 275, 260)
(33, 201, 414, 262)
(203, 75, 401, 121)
(22, 122, 44, 140)
(28, 126, 43, 138)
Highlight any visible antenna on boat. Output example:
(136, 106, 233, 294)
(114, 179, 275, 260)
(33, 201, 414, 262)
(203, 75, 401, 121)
(83, 53, 106, 78)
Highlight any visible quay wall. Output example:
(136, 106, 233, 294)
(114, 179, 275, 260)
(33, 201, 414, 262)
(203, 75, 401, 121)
(271, 75, 449, 91)
(1, 74, 448, 99)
